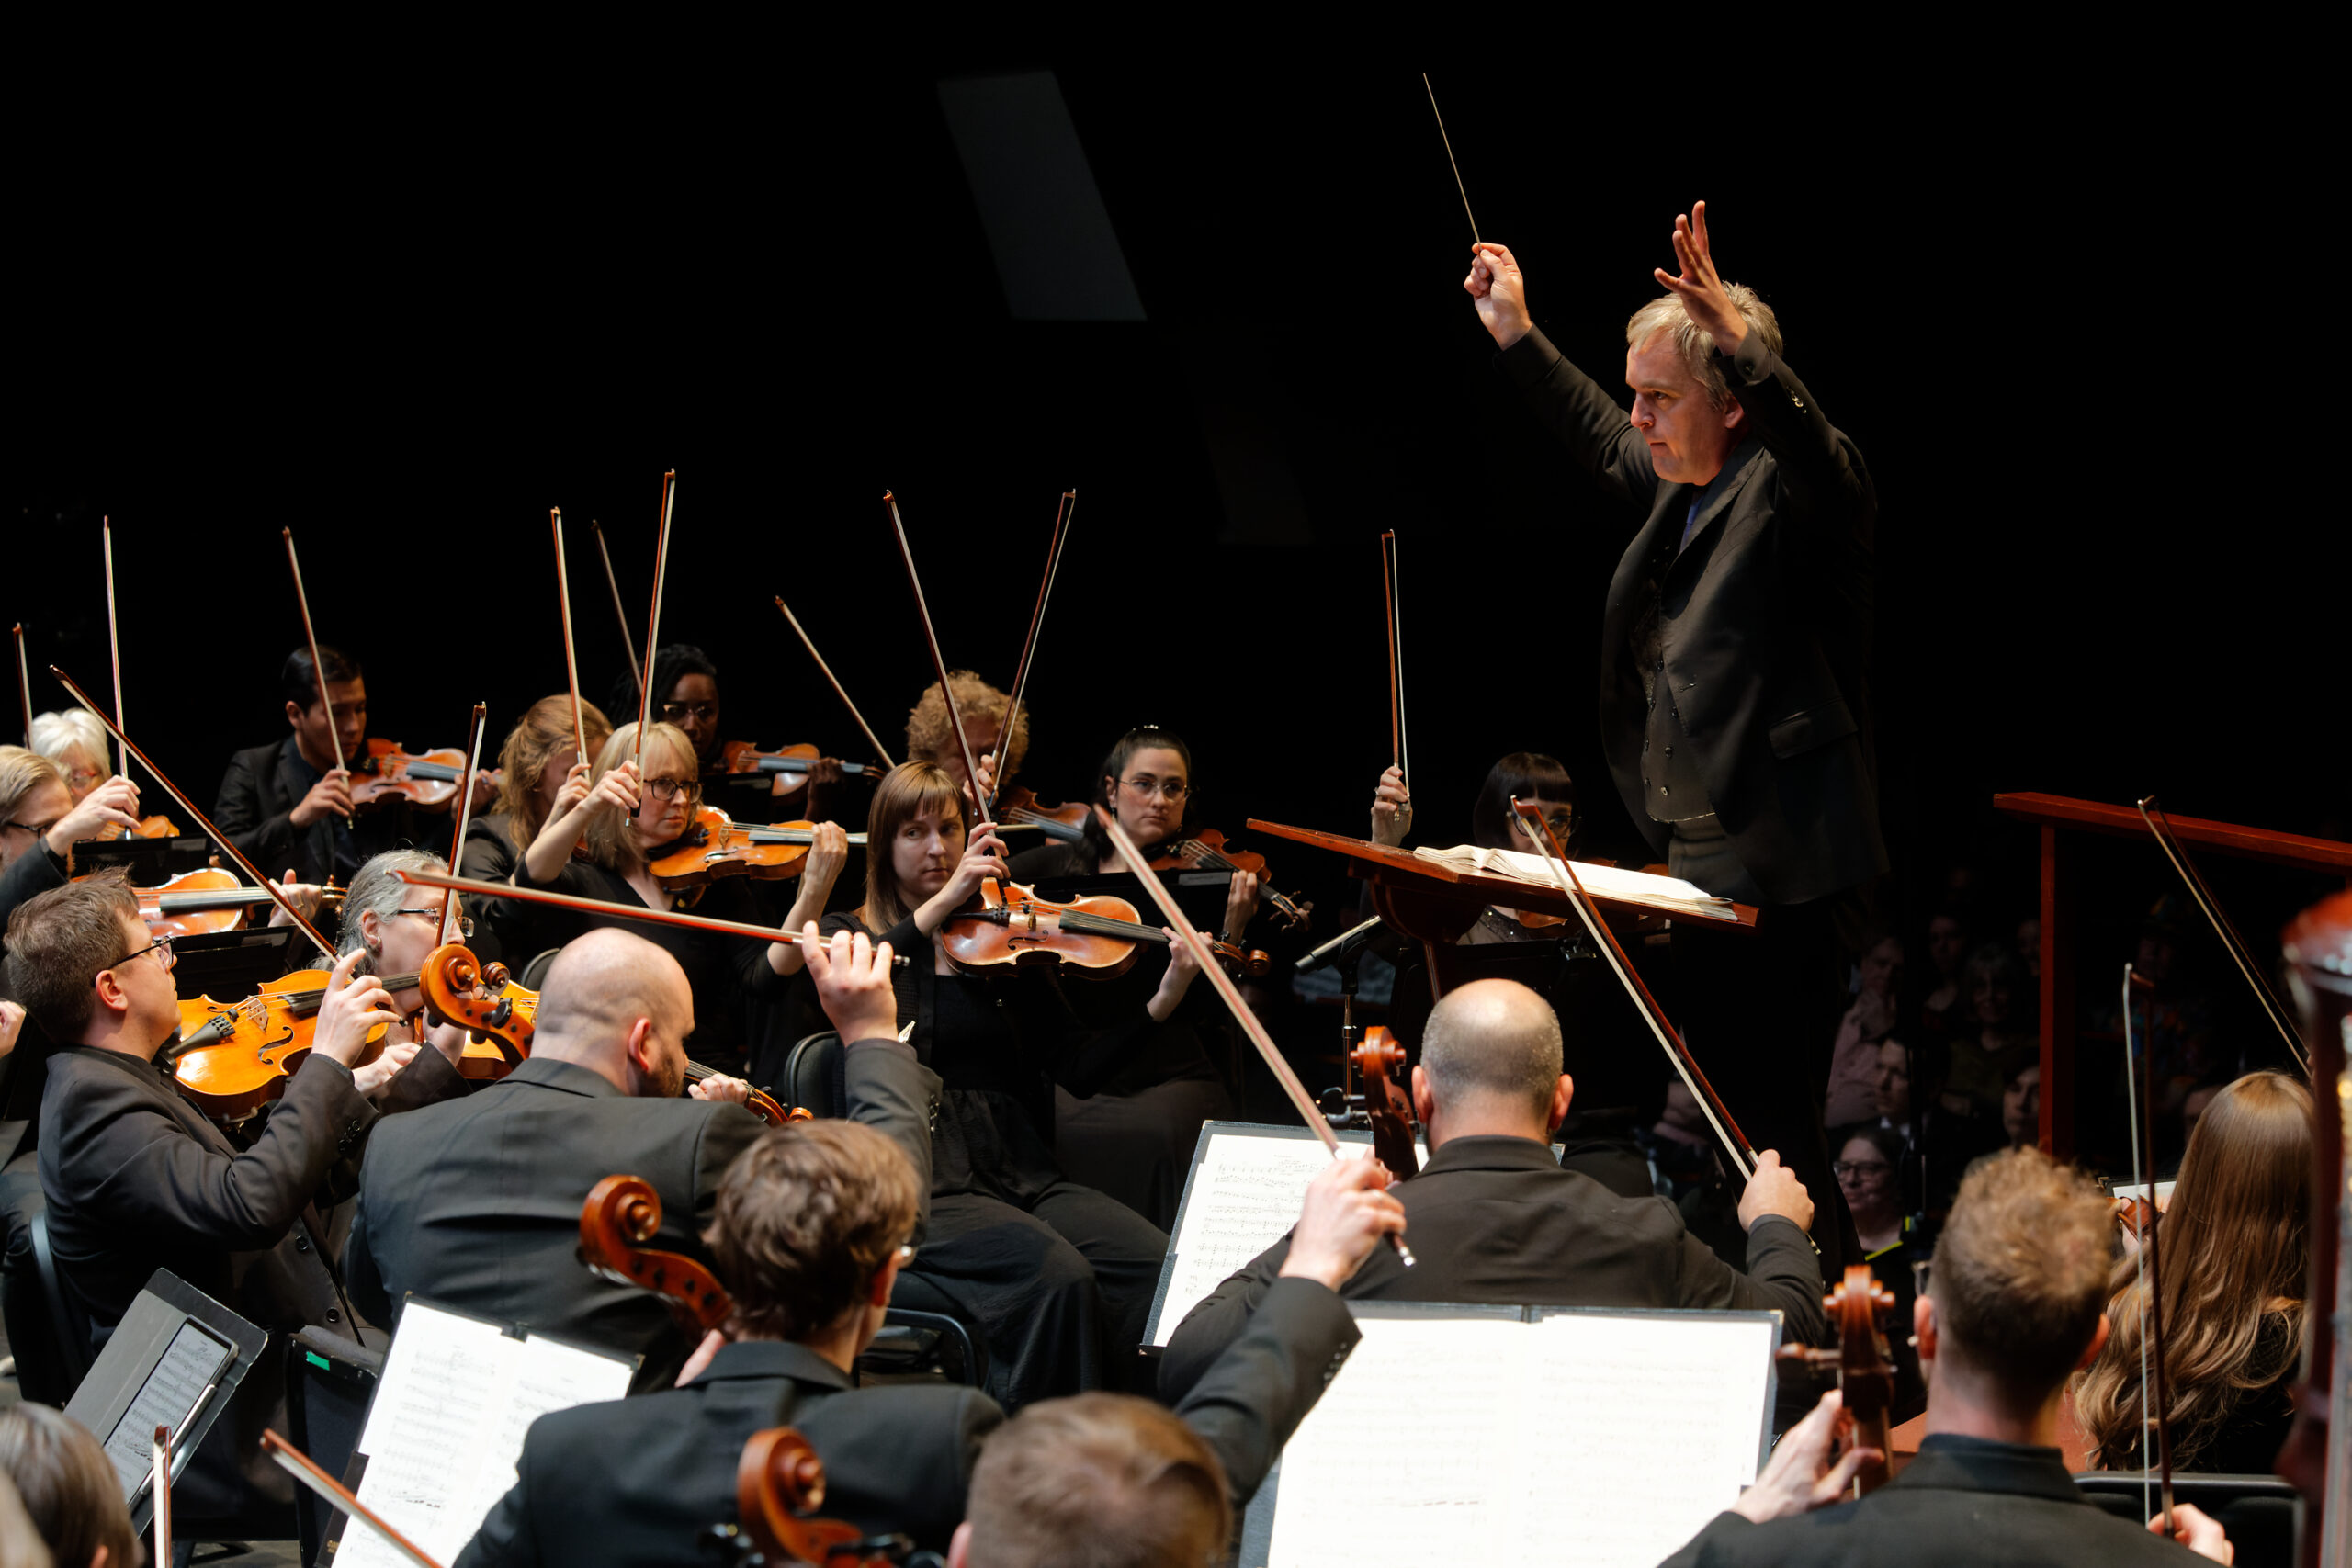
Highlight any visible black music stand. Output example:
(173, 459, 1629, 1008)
(65, 835, 213, 881)
(63, 1269, 267, 1534)
(169, 925, 311, 1001)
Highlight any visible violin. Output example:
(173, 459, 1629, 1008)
(126, 868, 345, 940)
(416, 942, 801, 1122)
(1778, 1264, 1897, 1496)
(171, 968, 402, 1118)
(99, 814, 183, 841)
(1148, 828, 1312, 929)
(650, 807, 868, 892)
(939, 879, 1270, 981)
(718, 741, 870, 798)
(350, 738, 497, 814)
(992, 785, 1087, 844)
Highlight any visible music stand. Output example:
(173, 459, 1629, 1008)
(169, 925, 312, 1003)
(65, 835, 213, 882)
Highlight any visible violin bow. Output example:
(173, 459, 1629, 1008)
(2135, 795, 2310, 1076)
(281, 527, 352, 827)
(992, 490, 1076, 819)
(633, 472, 677, 773)
(394, 868, 910, 962)
(1511, 796, 1758, 1181)
(13, 623, 31, 747)
(1421, 73, 1479, 243)
(1380, 530, 1409, 790)
(592, 519, 643, 699)
(1096, 806, 1413, 1265)
(439, 703, 488, 947)
(774, 597, 896, 769)
(2120, 962, 2178, 1531)
(884, 492, 987, 811)
(49, 666, 336, 959)
(151, 1423, 171, 1568)
(104, 516, 130, 778)
(553, 508, 589, 765)
(262, 1431, 446, 1568)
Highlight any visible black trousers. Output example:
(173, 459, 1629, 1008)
(1670, 890, 1865, 1283)
(899, 1182, 1167, 1411)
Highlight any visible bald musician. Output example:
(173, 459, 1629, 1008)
(344, 926, 939, 1390)
(1159, 978, 1826, 1402)
(1660, 1148, 2233, 1565)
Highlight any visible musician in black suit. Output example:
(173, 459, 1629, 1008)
(1160, 978, 1826, 1403)
(1466, 204, 1886, 1270)
(344, 925, 940, 1391)
(212, 646, 428, 888)
(1658, 1148, 2233, 1566)
(8, 874, 458, 1517)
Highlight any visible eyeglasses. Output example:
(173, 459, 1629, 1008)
(3, 819, 61, 838)
(644, 776, 701, 802)
(111, 933, 176, 973)
(396, 908, 475, 939)
(1832, 1160, 1893, 1179)
(659, 703, 718, 724)
(66, 768, 105, 791)
(1120, 775, 1189, 801)
(1516, 812, 1577, 840)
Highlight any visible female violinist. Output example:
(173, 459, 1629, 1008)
(622, 644, 854, 822)
(817, 761, 1202, 1410)
(458, 694, 615, 963)
(1367, 750, 1580, 945)
(517, 721, 845, 1074)
(904, 671, 1029, 804)
(333, 850, 482, 1085)
(28, 710, 110, 804)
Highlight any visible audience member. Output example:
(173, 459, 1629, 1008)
(1917, 907, 1971, 1050)
(1824, 932, 1904, 1128)
(1944, 942, 2030, 1121)
(1836, 1124, 1924, 1420)
(1999, 1050, 2041, 1152)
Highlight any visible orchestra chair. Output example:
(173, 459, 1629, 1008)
(288, 1325, 383, 1566)
(781, 1030, 989, 1391)
(26, 1208, 95, 1395)
(3, 1179, 77, 1407)
(2074, 1472, 2299, 1568)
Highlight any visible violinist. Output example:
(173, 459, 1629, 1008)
(906, 671, 1030, 803)
(514, 720, 839, 1073)
(1159, 979, 1827, 1403)
(626, 643, 853, 822)
(1660, 1149, 2233, 1565)
(458, 694, 614, 962)
(335, 849, 487, 1080)
(820, 761, 1197, 1409)
(1368, 751, 1580, 944)
(1, 747, 144, 927)
(26, 710, 108, 803)
(212, 646, 406, 889)
(6, 873, 432, 1521)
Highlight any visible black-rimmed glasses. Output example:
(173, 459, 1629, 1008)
(113, 933, 176, 972)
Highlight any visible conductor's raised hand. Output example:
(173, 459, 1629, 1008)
(1370, 765, 1413, 847)
(1736, 1148, 1815, 1235)
(800, 922, 900, 1043)
(1278, 1155, 1407, 1292)
(1731, 1389, 1879, 1523)
(1653, 200, 1748, 355)
(311, 948, 403, 1068)
(1464, 243, 1532, 350)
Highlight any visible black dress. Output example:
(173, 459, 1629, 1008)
(820, 908, 1169, 1410)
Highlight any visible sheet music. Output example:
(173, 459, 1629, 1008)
(1261, 1310, 1774, 1568)
(1411, 843, 1739, 920)
(337, 1303, 634, 1568)
(100, 1319, 232, 1496)
(1152, 1132, 1418, 1346)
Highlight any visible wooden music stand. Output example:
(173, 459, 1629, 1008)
(1991, 792, 2352, 1158)
(1246, 819, 1757, 1001)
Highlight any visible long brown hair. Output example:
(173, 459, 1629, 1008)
(493, 694, 613, 851)
(860, 761, 964, 932)
(2075, 1070, 2312, 1469)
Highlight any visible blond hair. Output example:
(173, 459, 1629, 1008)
(1625, 285, 1783, 410)
(1936, 1147, 2115, 1405)
(905, 671, 1030, 777)
(583, 722, 699, 873)
(492, 694, 614, 852)
(0, 747, 64, 826)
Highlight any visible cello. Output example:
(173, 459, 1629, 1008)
(1777, 1265, 1898, 1496)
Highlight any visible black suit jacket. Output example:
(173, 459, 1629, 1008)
(453, 1276, 1358, 1568)
(1160, 1136, 1825, 1402)
(212, 735, 424, 888)
(345, 1042, 940, 1390)
(1498, 328, 1885, 905)
(0, 841, 71, 1166)
(1658, 1435, 2206, 1565)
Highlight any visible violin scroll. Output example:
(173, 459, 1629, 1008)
(579, 1173, 731, 1336)
(417, 942, 533, 1079)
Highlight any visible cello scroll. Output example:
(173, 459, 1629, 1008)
(578, 1173, 731, 1336)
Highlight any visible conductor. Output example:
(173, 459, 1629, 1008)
(1465, 204, 1883, 1269)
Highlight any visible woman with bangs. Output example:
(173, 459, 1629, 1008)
(2075, 1069, 2312, 1473)
(515, 719, 848, 1073)
(821, 760, 1207, 1409)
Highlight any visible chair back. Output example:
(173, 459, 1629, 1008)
(28, 1208, 94, 1393)
(783, 1032, 846, 1120)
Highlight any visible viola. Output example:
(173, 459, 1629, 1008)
(171, 968, 402, 1118)
(993, 785, 1087, 845)
(1148, 828, 1312, 929)
(129, 868, 346, 940)
(939, 878, 1270, 981)
(650, 807, 868, 892)
(416, 941, 801, 1122)
(718, 741, 870, 798)
(350, 738, 497, 814)
(1778, 1264, 1897, 1495)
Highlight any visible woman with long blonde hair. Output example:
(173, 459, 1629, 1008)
(457, 694, 613, 957)
(2074, 1069, 2311, 1472)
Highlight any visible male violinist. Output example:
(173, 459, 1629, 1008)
(214, 646, 414, 890)
(1465, 203, 1884, 1270)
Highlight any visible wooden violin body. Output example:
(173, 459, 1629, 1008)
(718, 741, 868, 799)
(940, 880, 1270, 980)
(1148, 828, 1312, 930)
(650, 807, 867, 892)
(353, 738, 489, 813)
(127, 868, 345, 940)
(579, 1173, 731, 1335)
(172, 968, 396, 1118)
(100, 814, 183, 841)
(993, 786, 1087, 845)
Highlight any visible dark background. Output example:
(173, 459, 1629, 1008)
(15, 63, 2342, 1145)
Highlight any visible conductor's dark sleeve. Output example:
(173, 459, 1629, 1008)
(1155, 1230, 1296, 1406)
(1495, 326, 1659, 508)
(1172, 1276, 1359, 1505)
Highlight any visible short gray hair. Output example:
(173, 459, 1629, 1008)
(28, 710, 107, 782)
(339, 849, 448, 963)
(1420, 978, 1563, 1122)
(1625, 285, 1783, 410)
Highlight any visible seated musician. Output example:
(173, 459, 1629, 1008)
(1160, 977, 1827, 1402)
(1661, 1147, 2233, 1565)
(514, 720, 846, 1073)
(1, 747, 144, 925)
(454, 927, 1391, 1566)
(0, 1403, 143, 1568)
(821, 761, 1199, 1409)
(2075, 1069, 2310, 1475)
(7, 874, 432, 1519)
(458, 694, 612, 963)
(27, 710, 111, 806)
(904, 671, 1030, 804)
(213, 646, 417, 890)
(625, 643, 851, 822)
(336, 849, 494, 1075)
(1366, 750, 1580, 945)
(344, 925, 932, 1390)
